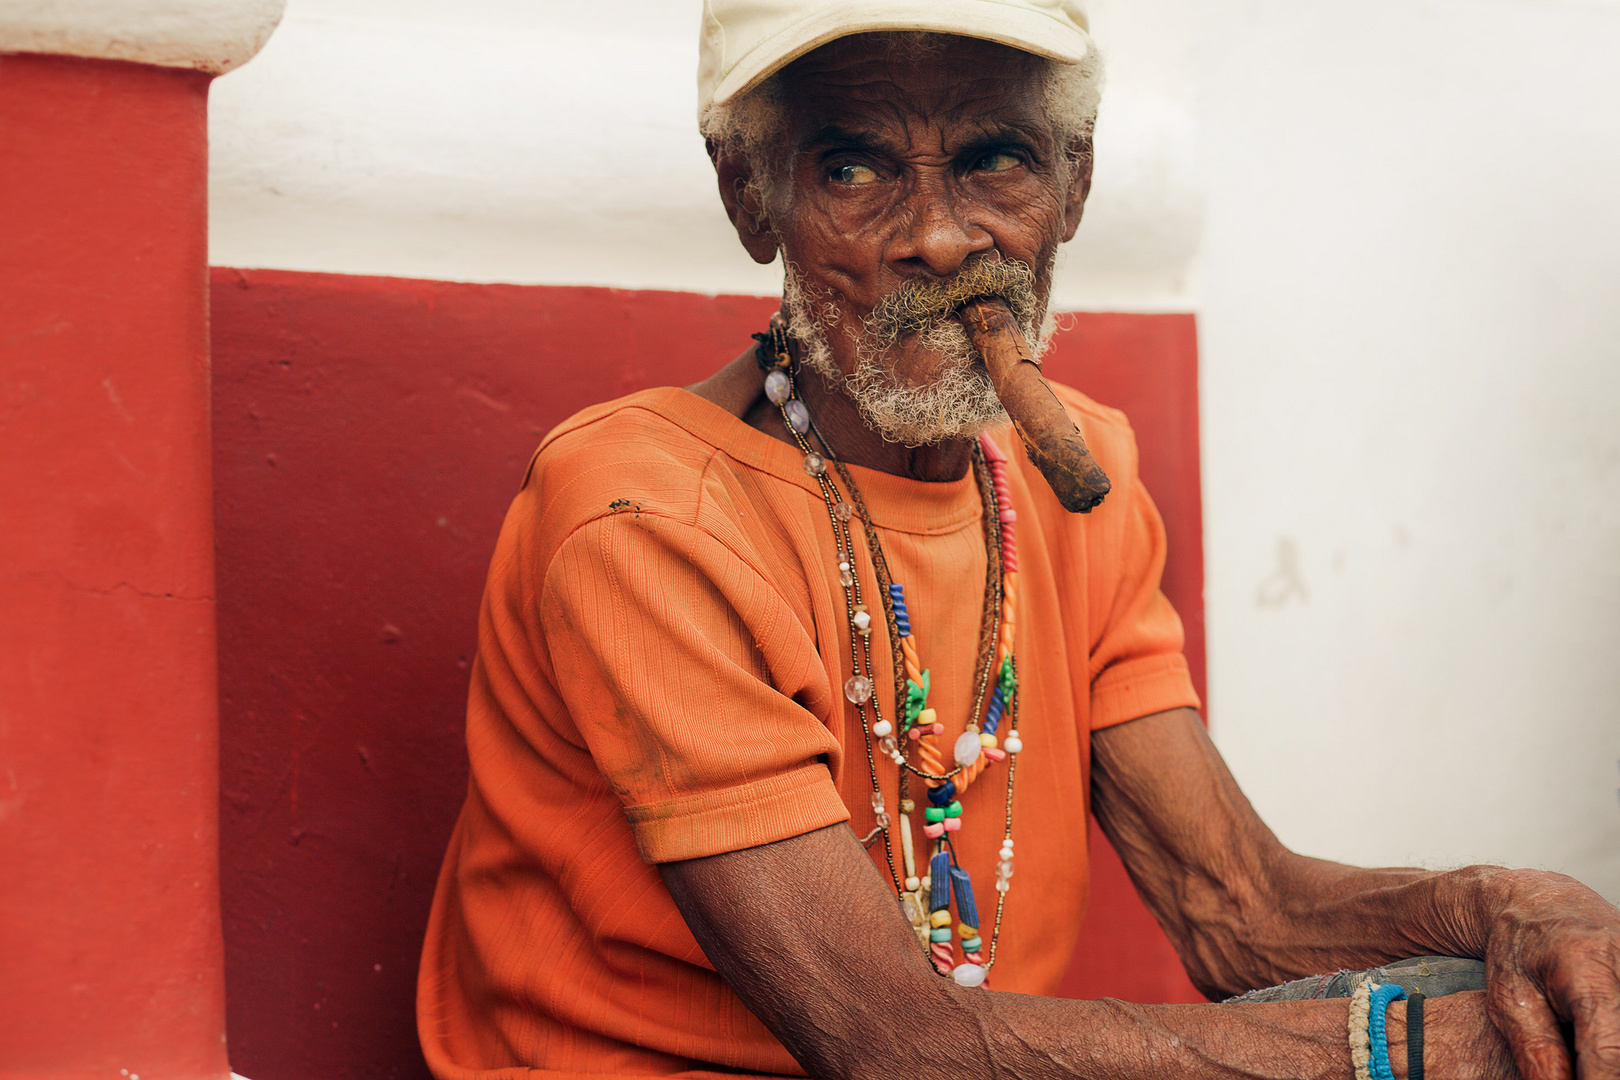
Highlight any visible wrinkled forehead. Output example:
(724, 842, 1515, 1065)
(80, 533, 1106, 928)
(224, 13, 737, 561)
(776, 33, 1053, 144)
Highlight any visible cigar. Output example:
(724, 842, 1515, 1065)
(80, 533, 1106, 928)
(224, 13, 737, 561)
(957, 297, 1111, 513)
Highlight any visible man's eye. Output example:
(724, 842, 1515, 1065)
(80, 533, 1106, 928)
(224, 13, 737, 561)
(974, 151, 1022, 173)
(830, 163, 878, 185)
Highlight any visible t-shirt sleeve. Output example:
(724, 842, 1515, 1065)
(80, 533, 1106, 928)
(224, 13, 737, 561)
(540, 510, 849, 864)
(1084, 429, 1202, 731)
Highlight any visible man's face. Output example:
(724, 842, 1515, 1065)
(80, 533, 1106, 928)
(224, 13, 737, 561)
(763, 34, 1082, 444)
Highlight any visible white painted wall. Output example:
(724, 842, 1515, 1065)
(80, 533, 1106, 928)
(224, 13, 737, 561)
(1196, 0, 1620, 902)
(208, 0, 1620, 901)
(206, 0, 1201, 308)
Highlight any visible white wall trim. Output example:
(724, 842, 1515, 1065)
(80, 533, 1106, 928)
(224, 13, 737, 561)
(0, 0, 286, 74)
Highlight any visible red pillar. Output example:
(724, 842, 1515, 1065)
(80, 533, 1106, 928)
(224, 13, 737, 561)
(0, 53, 228, 1079)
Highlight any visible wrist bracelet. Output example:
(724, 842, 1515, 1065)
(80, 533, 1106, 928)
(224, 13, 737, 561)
(1406, 992, 1425, 1080)
(1368, 982, 1408, 1080)
(1348, 981, 1374, 1080)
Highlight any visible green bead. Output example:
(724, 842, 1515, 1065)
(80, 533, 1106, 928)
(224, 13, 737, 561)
(929, 927, 952, 943)
(963, 937, 983, 951)
(944, 801, 963, 818)
(904, 671, 931, 726)
(924, 807, 945, 823)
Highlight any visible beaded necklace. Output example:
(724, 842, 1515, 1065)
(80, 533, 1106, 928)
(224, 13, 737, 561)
(753, 315, 1024, 988)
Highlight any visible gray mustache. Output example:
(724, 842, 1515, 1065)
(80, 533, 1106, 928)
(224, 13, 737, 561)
(865, 259, 1040, 346)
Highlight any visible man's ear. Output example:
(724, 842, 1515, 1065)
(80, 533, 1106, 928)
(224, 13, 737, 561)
(708, 139, 781, 265)
(1060, 137, 1094, 242)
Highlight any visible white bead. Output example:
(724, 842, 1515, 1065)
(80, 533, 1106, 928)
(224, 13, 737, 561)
(852, 608, 872, 632)
(999, 845, 1015, 860)
(953, 963, 987, 987)
(785, 399, 810, 434)
(872, 719, 893, 738)
(905, 876, 921, 892)
(844, 675, 872, 703)
(764, 369, 792, 404)
(953, 730, 983, 767)
(870, 789, 885, 811)
(997, 860, 1015, 877)
(804, 452, 826, 476)
(995, 878, 1011, 893)
(1003, 734, 1023, 754)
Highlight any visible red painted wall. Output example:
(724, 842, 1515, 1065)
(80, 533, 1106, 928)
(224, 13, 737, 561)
(0, 54, 227, 1079)
(211, 269, 1205, 1080)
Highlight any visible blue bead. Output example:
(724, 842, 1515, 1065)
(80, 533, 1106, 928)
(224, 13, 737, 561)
(950, 866, 980, 928)
(927, 781, 957, 806)
(929, 852, 952, 910)
(984, 688, 1004, 734)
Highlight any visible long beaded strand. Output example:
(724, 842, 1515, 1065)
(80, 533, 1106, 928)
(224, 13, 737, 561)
(753, 316, 1024, 984)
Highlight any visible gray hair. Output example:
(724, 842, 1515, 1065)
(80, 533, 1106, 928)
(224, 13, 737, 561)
(700, 32, 1104, 211)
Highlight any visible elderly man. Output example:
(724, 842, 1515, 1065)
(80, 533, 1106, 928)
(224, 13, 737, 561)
(417, 3, 1620, 1078)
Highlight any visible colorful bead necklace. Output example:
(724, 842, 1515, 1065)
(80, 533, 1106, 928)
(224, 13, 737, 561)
(754, 315, 1024, 988)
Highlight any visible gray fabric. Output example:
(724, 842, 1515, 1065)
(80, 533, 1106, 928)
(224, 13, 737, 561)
(1225, 956, 1488, 1003)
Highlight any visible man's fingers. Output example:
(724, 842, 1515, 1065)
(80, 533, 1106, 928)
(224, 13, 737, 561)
(1490, 974, 1574, 1080)
(1564, 964, 1620, 1080)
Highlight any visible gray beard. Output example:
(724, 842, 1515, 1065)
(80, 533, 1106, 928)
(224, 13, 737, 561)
(781, 263, 1052, 447)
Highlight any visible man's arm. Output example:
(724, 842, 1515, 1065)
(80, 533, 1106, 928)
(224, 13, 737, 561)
(1090, 706, 1620, 1080)
(660, 819, 1513, 1080)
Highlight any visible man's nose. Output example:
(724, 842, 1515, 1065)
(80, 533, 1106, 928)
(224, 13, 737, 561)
(889, 178, 994, 277)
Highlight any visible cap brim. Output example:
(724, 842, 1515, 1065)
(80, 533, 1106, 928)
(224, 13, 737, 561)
(711, 0, 1093, 107)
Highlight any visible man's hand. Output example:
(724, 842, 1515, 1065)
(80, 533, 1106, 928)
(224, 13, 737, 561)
(1089, 707, 1620, 1080)
(1481, 871, 1620, 1080)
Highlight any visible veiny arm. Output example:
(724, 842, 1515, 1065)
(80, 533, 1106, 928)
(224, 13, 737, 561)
(1090, 706, 1620, 1080)
(660, 817, 1514, 1080)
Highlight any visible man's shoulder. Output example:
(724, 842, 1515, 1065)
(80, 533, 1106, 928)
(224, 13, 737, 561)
(517, 386, 780, 548)
(535, 386, 714, 475)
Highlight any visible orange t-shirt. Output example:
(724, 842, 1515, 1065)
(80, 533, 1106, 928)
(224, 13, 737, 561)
(418, 385, 1199, 1080)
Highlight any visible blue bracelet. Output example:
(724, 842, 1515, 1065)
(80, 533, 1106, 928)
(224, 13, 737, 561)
(1367, 982, 1408, 1080)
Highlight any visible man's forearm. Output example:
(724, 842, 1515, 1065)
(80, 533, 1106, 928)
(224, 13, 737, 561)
(660, 824, 1513, 1080)
(1090, 709, 1502, 997)
(1219, 854, 1502, 988)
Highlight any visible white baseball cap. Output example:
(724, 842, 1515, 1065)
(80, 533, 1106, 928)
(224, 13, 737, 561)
(697, 0, 1094, 117)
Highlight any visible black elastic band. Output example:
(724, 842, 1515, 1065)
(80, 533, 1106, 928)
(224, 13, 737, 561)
(1407, 992, 1425, 1080)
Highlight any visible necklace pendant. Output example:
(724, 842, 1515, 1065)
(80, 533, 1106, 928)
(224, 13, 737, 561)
(953, 962, 987, 988)
(953, 729, 984, 767)
(784, 399, 811, 434)
(764, 369, 792, 405)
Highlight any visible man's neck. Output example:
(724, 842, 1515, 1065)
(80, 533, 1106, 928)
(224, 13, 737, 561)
(688, 347, 976, 484)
